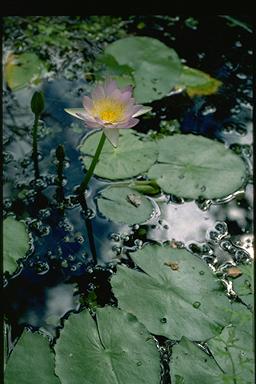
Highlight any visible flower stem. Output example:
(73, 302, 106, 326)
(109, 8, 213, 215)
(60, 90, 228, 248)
(32, 114, 40, 179)
(78, 132, 106, 196)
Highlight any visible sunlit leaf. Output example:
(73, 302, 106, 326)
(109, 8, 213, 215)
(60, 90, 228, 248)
(177, 66, 222, 97)
(148, 134, 247, 199)
(111, 244, 231, 340)
(97, 186, 154, 225)
(55, 307, 160, 384)
(105, 36, 182, 103)
(79, 130, 158, 180)
(4, 52, 47, 91)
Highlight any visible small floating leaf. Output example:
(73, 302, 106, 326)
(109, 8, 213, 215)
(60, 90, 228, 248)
(4, 330, 60, 384)
(105, 36, 182, 103)
(111, 244, 231, 340)
(148, 134, 247, 199)
(3, 217, 29, 274)
(79, 130, 158, 180)
(178, 66, 222, 97)
(97, 186, 154, 225)
(4, 52, 47, 91)
(55, 307, 160, 384)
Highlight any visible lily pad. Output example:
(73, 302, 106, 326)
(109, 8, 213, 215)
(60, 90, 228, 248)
(208, 306, 253, 384)
(4, 330, 60, 384)
(170, 337, 221, 384)
(148, 134, 247, 199)
(232, 264, 253, 307)
(177, 66, 222, 97)
(97, 186, 154, 225)
(105, 36, 182, 103)
(55, 307, 160, 384)
(79, 130, 158, 180)
(111, 244, 231, 340)
(95, 53, 135, 88)
(4, 52, 46, 91)
(3, 217, 30, 274)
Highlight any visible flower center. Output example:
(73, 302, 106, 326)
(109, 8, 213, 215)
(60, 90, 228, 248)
(92, 99, 125, 123)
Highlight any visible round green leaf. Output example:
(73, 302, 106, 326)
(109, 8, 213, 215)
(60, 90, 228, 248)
(4, 53, 46, 91)
(208, 306, 253, 384)
(97, 186, 154, 225)
(79, 130, 158, 180)
(178, 65, 222, 97)
(105, 36, 182, 103)
(4, 217, 30, 274)
(148, 134, 247, 199)
(170, 337, 221, 384)
(111, 244, 231, 340)
(55, 307, 160, 384)
(4, 331, 60, 384)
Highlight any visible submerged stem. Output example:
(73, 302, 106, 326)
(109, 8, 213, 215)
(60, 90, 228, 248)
(32, 114, 40, 179)
(78, 132, 106, 196)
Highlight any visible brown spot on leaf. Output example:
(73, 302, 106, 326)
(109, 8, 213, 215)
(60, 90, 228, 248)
(164, 261, 179, 271)
(226, 267, 242, 278)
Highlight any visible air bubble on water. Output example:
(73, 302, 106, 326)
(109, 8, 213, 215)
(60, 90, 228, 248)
(81, 208, 95, 220)
(192, 301, 201, 309)
(160, 317, 167, 324)
(235, 249, 250, 262)
(134, 239, 143, 248)
(87, 283, 96, 292)
(199, 271, 205, 275)
(215, 222, 228, 235)
(201, 105, 216, 116)
(34, 261, 50, 275)
(200, 186, 206, 192)
(70, 265, 77, 272)
(236, 73, 247, 80)
(109, 233, 120, 242)
(136, 361, 142, 366)
(61, 260, 69, 268)
(112, 246, 121, 255)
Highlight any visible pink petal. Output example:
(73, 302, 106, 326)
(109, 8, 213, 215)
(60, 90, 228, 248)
(121, 85, 133, 94)
(118, 118, 139, 129)
(83, 96, 93, 111)
(91, 85, 105, 100)
(118, 91, 133, 103)
(104, 79, 118, 96)
(83, 119, 103, 128)
(132, 106, 152, 117)
(103, 127, 119, 147)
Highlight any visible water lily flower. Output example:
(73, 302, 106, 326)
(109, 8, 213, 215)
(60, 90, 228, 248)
(65, 79, 151, 147)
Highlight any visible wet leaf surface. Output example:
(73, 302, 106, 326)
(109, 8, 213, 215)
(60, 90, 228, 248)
(55, 307, 160, 384)
(97, 186, 154, 225)
(4, 330, 60, 384)
(111, 244, 231, 340)
(105, 36, 182, 103)
(3, 217, 30, 274)
(80, 130, 158, 180)
(148, 134, 247, 199)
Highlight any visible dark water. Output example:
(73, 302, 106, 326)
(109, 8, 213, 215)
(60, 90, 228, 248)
(3, 16, 253, 382)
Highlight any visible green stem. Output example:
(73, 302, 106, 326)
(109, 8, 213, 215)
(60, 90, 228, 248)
(32, 114, 40, 179)
(78, 132, 106, 196)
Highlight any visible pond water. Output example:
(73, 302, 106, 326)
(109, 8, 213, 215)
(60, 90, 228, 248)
(3, 16, 253, 383)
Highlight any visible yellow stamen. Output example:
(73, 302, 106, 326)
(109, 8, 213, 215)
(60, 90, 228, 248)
(92, 99, 125, 123)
